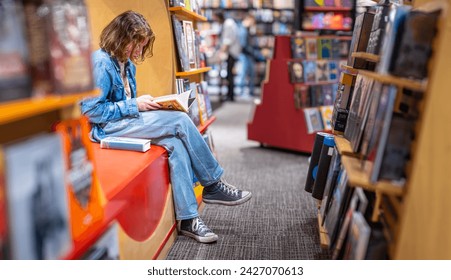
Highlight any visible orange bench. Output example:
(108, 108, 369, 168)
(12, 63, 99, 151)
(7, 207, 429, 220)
(64, 117, 215, 259)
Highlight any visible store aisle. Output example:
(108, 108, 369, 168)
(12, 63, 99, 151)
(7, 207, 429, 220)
(166, 100, 330, 260)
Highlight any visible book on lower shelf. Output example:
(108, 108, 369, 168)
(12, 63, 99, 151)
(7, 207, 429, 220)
(80, 223, 119, 260)
(153, 89, 194, 113)
(343, 211, 371, 260)
(303, 107, 324, 134)
(3, 133, 73, 259)
(100, 137, 151, 152)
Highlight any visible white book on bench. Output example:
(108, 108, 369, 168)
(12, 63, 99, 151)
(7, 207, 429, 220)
(100, 137, 151, 152)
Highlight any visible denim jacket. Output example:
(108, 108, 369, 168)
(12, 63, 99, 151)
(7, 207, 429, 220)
(80, 49, 140, 140)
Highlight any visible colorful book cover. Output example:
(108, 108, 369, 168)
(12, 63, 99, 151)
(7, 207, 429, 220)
(328, 60, 339, 82)
(288, 61, 305, 83)
(54, 117, 106, 241)
(171, 15, 190, 72)
(182, 20, 196, 68)
(304, 107, 324, 134)
(306, 38, 318, 60)
(320, 105, 334, 131)
(47, 0, 94, 94)
(303, 60, 317, 83)
(318, 38, 332, 59)
(197, 91, 209, 126)
(3, 133, 72, 259)
(315, 60, 329, 82)
(291, 36, 307, 59)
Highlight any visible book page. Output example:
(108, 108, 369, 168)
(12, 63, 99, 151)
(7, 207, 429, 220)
(153, 90, 192, 112)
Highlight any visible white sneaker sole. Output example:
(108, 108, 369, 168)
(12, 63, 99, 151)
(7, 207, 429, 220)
(203, 192, 252, 206)
(180, 230, 218, 243)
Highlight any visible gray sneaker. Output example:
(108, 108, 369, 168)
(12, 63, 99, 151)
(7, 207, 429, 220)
(179, 217, 218, 243)
(203, 178, 252, 206)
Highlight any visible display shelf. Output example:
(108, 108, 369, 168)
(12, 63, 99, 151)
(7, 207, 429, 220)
(358, 70, 428, 92)
(198, 116, 216, 134)
(304, 27, 352, 31)
(304, 7, 353, 12)
(340, 64, 359, 75)
(341, 155, 376, 191)
(334, 135, 356, 157)
(351, 52, 380, 62)
(0, 90, 99, 125)
(317, 211, 330, 249)
(63, 200, 128, 260)
(169, 6, 207, 22)
(341, 156, 404, 196)
(175, 67, 211, 77)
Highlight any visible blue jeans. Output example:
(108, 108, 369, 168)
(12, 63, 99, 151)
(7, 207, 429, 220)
(237, 54, 255, 95)
(98, 110, 224, 220)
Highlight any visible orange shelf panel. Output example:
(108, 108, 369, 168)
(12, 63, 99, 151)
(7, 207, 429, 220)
(176, 67, 211, 77)
(0, 90, 99, 125)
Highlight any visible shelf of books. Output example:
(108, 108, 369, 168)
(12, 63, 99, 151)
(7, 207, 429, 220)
(304, 0, 450, 259)
(169, 1, 217, 207)
(247, 34, 351, 153)
(301, 0, 355, 32)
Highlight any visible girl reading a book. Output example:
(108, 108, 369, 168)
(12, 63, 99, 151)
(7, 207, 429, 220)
(80, 11, 252, 243)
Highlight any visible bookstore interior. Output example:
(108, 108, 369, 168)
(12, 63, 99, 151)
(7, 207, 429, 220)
(0, 0, 450, 261)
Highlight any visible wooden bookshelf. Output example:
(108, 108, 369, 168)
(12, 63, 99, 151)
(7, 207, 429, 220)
(169, 7, 207, 22)
(351, 52, 380, 62)
(334, 135, 355, 157)
(175, 67, 211, 77)
(358, 70, 428, 92)
(340, 155, 376, 191)
(341, 156, 404, 196)
(317, 211, 330, 249)
(340, 64, 359, 75)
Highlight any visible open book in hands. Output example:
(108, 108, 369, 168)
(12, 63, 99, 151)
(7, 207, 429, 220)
(153, 90, 195, 113)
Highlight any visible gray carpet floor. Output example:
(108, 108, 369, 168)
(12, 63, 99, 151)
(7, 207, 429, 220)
(166, 99, 330, 260)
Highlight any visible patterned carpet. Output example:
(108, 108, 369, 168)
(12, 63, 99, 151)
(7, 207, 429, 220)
(166, 100, 330, 260)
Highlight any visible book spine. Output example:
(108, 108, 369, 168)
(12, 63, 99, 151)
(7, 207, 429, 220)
(100, 141, 147, 152)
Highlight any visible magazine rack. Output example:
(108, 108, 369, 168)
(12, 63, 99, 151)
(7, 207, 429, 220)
(247, 35, 316, 153)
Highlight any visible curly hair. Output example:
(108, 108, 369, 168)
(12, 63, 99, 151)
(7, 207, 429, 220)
(99, 10, 155, 63)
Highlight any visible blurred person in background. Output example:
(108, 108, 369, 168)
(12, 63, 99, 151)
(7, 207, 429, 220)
(215, 11, 241, 102)
(237, 14, 265, 98)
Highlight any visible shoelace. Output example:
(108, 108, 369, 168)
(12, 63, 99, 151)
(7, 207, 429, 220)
(218, 180, 240, 197)
(192, 217, 212, 235)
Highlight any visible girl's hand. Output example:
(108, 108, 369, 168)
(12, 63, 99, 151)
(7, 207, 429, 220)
(137, 95, 162, 111)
